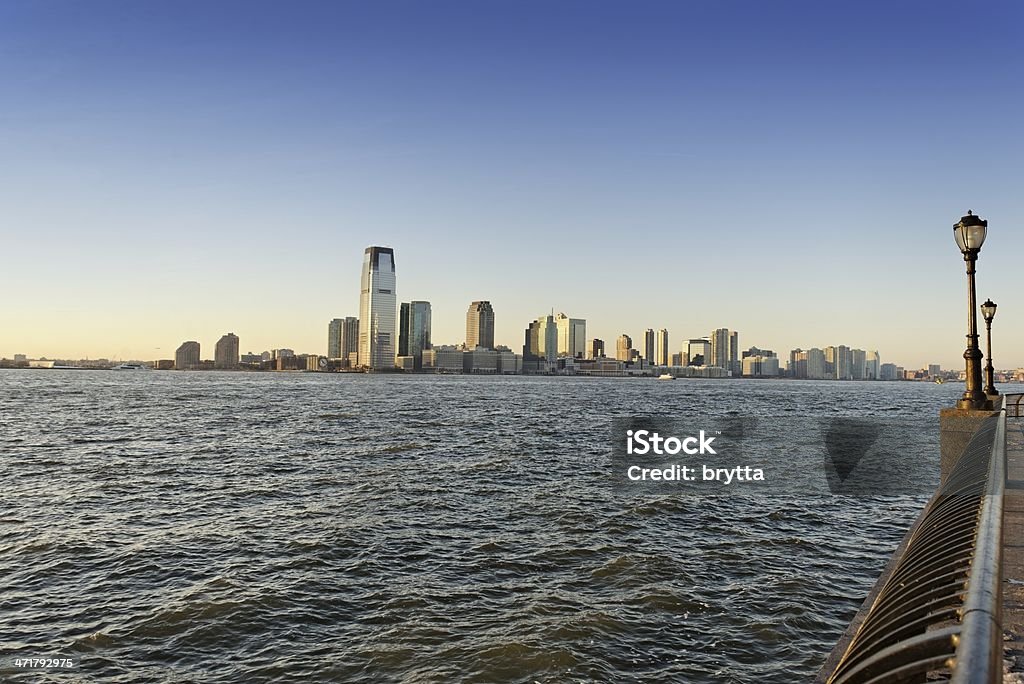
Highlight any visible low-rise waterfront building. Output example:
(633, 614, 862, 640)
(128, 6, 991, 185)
(742, 355, 780, 377)
(465, 347, 500, 373)
(423, 346, 465, 373)
(880, 362, 900, 380)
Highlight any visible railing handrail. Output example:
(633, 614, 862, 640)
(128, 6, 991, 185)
(818, 402, 1007, 683)
(1006, 392, 1024, 418)
(950, 396, 1005, 683)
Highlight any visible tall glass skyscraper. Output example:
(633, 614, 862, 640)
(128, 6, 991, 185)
(398, 300, 431, 369)
(358, 246, 397, 370)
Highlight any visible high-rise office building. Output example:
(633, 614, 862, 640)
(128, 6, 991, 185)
(466, 301, 495, 350)
(655, 328, 669, 366)
(788, 349, 804, 378)
(528, 314, 557, 362)
(709, 328, 739, 373)
(214, 333, 239, 369)
(328, 319, 344, 359)
(806, 348, 827, 379)
(687, 338, 710, 366)
(358, 246, 397, 370)
(175, 341, 201, 370)
(328, 317, 360, 361)
(398, 304, 409, 356)
(523, 314, 558, 370)
(835, 345, 853, 380)
(865, 351, 881, 380)
(824, 346, 836, 377)
(852, 349, 867, 380)
(555, 313, 586, 358)
(616, 334, 633, 362)
(589, 338, 605, 359)
(644, 329, 655, 364)
(791, 348, 828, 379)
(398, 300, 431, 369)
(342, 317, 359, 364)
(822, 345, 853, 380)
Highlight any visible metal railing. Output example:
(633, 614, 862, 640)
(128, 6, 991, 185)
(817, 399, 1007, 683)
(1006, 393, 1024, 418)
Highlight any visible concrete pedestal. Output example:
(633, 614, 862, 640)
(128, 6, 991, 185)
(939, 407, 999, 483)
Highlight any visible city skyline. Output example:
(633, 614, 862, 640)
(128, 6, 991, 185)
(3, 2, 1023, 368)
(0, 235, 1002, 372)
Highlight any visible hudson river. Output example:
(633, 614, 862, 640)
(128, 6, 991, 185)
(0, 371, 965, 682)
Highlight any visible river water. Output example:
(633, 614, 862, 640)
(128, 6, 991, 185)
(0, 371, 965, 682)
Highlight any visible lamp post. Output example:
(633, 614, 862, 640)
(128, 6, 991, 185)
(981, 298, 998, 398)
(953, 210, 991, 410)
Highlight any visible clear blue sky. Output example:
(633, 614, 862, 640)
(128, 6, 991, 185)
(2, 1, 1022, 368)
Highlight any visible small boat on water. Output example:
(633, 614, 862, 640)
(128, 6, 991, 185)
(111, 363, 149, 370)
(657, 373, 675, 380)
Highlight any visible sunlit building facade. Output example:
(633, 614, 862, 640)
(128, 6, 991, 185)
(555, 313, 586, 358)
(655, 328, 669, 366)
(466, 301, 495, 350)
(710, 328, 739, 374)
(616, 334, 633, 362)
(214, 333, 239, 369)
(358, 246, 397, 370)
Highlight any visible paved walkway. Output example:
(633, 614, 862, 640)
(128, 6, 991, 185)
(1004, 417, 1024, 681)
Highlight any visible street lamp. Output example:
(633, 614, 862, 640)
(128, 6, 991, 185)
(953, 210, 991, 410)
(981, 298, 998, 398)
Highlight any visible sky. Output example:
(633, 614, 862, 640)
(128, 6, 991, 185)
(2, 1, 1022, 369)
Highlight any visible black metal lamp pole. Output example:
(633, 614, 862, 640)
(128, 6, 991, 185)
(981, 298, 998, 397)
(953, 211, 991, 410)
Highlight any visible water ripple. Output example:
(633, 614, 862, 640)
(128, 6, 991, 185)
(0, 371, 963, 682)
